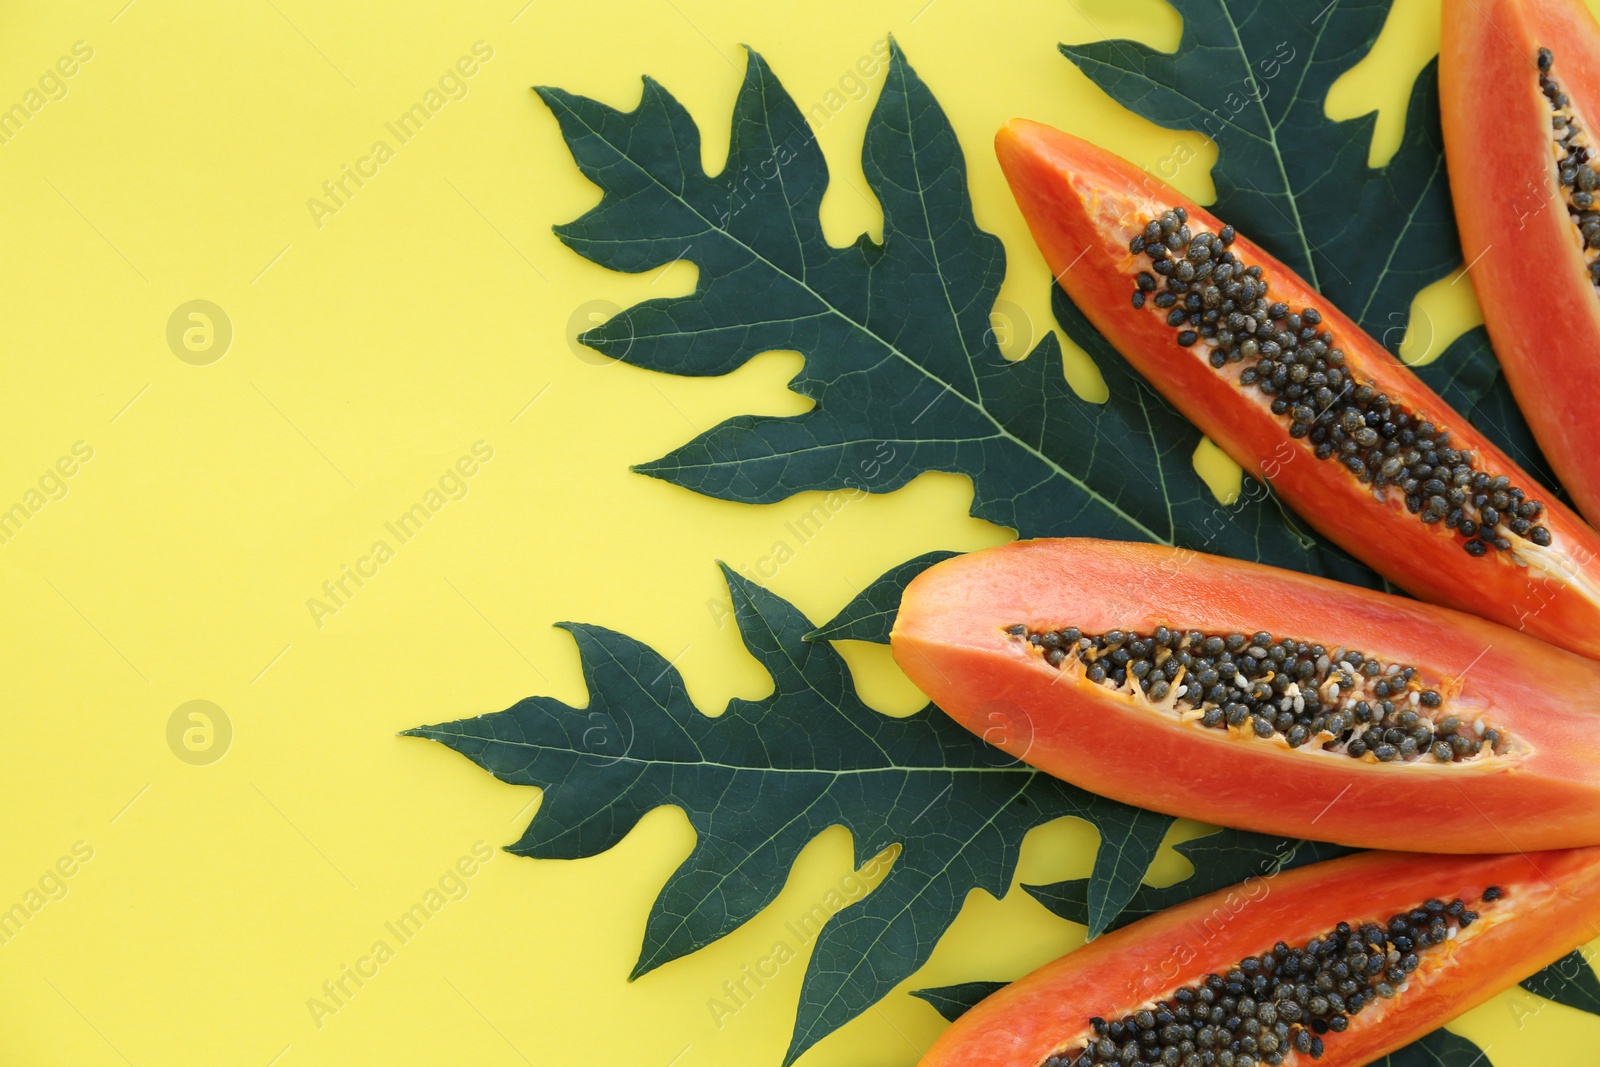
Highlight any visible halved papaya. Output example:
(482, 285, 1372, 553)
(890, 539, 1600, 852)
(1441, 0, 1600, 527)
(994, 119, 1600, 661)
(921, 847, 1600, 1067)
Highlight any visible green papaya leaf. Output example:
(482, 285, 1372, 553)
(407, 564, 1172, 1063)
(1521, 949, 1600, 1017)
(549, 37, 1374, 579)
(910, 980, 1006, 1022)
(1374, 1029, 1495, 1067)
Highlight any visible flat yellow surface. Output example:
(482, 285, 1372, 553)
(1, 0, 1595, 1064)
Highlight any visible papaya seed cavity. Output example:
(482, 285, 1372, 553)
(1007, 625, 1504, 764)
(1043, 890, 1504, 1067)
(1127, 205, 1551, 555)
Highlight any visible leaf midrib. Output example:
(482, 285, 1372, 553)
(892, 64, 983, 401)
(415, 724, 1044, 776)
(1216, 0, 1318, 290)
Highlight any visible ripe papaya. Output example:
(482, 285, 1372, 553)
(993, 119, 1600, 661)
(920, 846, 1600, 1067)
(889, 539, 1600, 852)
(1441, 0, 1600, 528)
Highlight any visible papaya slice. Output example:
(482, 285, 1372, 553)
(993, 119, 1600, 662)
(920, 847, 1600, 1067)
(890, 539, 1600, 852)
(1441, 0, 1600, 528)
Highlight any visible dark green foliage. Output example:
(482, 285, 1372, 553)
(409, 565, 1171, 1063)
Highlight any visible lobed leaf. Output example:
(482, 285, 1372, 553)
(551, 37, 1380, 580)
(407, 565, 1173, 1063)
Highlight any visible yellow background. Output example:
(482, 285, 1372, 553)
(0, 0, 1590, 1063)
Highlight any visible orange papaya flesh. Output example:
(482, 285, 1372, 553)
(919, 847, 1600, 1067)
(994, 118, 1600, 662)
(1442, 0, 1600, 528)
(890, 539, 1600, 852)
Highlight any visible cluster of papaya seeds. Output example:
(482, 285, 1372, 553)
(916, 849, 1600, 1067)
(1129, 203, 1546, 557)
(1012, 624, 1501, 764)
(994, 115, 1600, 662)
